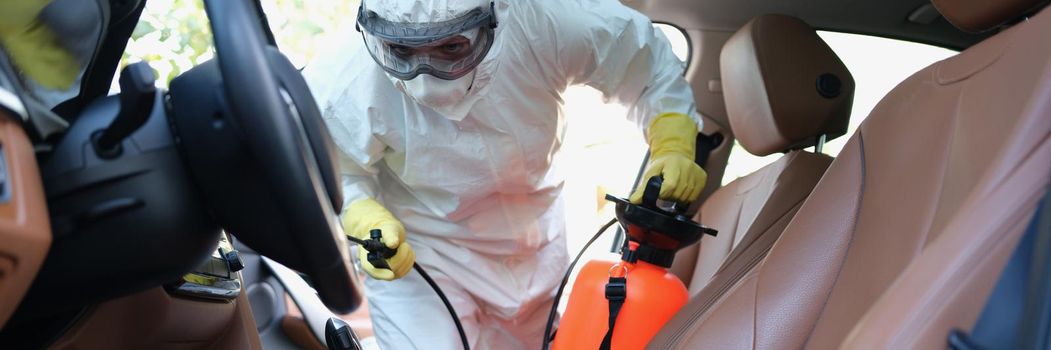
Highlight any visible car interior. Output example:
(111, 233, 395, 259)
(0, 0, 1048, 349)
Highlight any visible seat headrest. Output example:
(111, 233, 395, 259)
(720, 14, 854, 157)
(932, 0, 1049, 33)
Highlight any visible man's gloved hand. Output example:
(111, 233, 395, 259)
(343, 198, 416, 281)
(630, 113, 708, 204)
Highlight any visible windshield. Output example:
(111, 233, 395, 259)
(113, 0, 356, 95)
(111, 0, 213, 94)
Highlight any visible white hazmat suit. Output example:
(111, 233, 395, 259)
(304, 0, 701, 348)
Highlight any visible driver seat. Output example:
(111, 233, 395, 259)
(649, 0, 1051, 348)
(668, 14, 852, 295)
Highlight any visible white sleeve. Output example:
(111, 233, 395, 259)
(535, 0, 702, 133)
(303, 35, 385, 209)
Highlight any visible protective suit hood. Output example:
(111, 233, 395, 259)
(365, 0, 492, 24)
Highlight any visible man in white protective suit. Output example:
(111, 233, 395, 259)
(304, 0, 707, 348)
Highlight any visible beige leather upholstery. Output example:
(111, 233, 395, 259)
(670, 15, 846, 302)
(650, 2, 1051, 349)
(671, 151, 831, 291)
(932, 0, 1049, 32)
(720, 14, 855, 157)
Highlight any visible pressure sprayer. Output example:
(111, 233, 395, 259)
(543, 176, 718, 350)
(346, 176, 713, 350)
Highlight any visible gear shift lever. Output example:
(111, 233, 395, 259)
(92, 61, 156, 158)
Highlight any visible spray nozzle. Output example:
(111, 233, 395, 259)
(346, 229, 399, 270)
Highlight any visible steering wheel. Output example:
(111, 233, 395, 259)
(183, 0, 360, 312)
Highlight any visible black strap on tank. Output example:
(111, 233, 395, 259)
(600, 276, 627, 350)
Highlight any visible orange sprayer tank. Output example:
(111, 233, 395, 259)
(549, 176, 717, 349)
(552, 258, 688, 350)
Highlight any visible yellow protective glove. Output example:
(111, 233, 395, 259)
(342, 198, 416, 281)
(630, 113, 708, 204)
(0, 0, 82, 90)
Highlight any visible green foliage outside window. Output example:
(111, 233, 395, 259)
(119, 0, 358, 88)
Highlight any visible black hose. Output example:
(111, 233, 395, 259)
(413, 262, 471, 350)
(346, 236, 471, 350)
(541, 218, 619, 350)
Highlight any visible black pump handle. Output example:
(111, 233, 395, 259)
(642, 176, 663, 209)
(642, 176, 689, 214)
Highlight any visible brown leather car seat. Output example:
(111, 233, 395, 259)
(649, 0, 1051, 348)
(669, 14, 854, 295)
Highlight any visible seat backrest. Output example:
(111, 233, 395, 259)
(649, 1, 1051, 349)
(670, 14, 853, 293)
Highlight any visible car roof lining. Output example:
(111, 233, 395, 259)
(627, 0, 991, 50)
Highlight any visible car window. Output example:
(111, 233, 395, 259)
(655, 23, 691, 64)
(112, 0, 212, 93)
(720, 32, 958, 184)
(258, 0, 358, 69)
(114, 0, 355, 93)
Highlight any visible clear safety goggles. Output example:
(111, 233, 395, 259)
(356, 2, 498, 81)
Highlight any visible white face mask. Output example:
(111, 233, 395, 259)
(399, 71, 478, 121)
